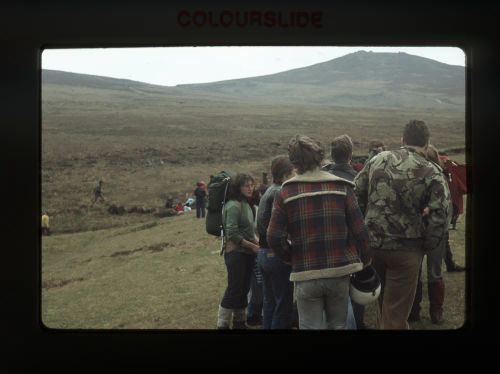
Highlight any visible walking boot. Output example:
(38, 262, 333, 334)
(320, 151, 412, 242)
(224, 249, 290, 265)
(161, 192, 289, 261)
(216, 305, 232, 330)
(428, 281, 445, 325)
(232, 308, 248, 330)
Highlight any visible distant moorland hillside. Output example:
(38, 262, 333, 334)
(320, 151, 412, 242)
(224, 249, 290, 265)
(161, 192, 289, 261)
(177, 51, 465, 110)
(42, 51, 466, 233)
(44, 51, 465, 110)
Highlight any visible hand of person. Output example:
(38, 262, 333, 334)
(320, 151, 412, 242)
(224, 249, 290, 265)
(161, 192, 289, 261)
(422, 207, 430, 216)
(251, 244, 260, 254)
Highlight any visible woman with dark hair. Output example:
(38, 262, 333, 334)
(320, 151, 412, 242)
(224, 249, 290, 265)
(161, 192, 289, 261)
(216, 173, 260, 329)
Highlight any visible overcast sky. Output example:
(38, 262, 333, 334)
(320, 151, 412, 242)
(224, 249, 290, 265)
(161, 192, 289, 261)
(42, 46, 465, 87)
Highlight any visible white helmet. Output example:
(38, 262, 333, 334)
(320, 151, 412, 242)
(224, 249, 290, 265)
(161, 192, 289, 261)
(350, 265, 381, 305)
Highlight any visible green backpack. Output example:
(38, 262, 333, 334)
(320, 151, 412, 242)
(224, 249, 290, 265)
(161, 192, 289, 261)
(205, 170, 235, 237)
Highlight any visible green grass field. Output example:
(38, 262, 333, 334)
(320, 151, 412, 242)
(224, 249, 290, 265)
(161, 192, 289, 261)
(41, 198, 466, 330)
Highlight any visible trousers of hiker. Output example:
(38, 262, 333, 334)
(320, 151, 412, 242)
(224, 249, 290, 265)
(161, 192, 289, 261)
(196, 200, 205, 218)
(409, 231, 447, 324)
(194, 183, 207, 219)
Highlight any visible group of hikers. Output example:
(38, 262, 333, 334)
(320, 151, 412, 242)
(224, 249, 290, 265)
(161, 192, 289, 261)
(214, 119, 466, 330)
(164, 181, 209, 217)
(40, 119, 466, 331)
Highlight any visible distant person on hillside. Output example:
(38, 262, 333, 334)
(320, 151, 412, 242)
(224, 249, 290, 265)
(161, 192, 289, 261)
(364, 140, 386, 165)
(216, 173, 260, 329)
(354, 120, 450, 329)
(165, 196, 174, 209)
(41, 211, 50, 236)
(91, 179, 105, 206)
(194, 182, 207, 219)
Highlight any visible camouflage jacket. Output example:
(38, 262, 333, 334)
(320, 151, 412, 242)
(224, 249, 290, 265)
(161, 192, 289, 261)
(354, 146, 450, 253)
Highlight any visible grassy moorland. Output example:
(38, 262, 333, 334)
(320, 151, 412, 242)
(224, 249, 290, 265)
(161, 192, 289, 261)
(41, 56, 466, 330)
(41, 198, 466, 330)
(42, 82, 465, 233)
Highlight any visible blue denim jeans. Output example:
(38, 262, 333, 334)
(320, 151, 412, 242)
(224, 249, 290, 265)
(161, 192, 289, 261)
(246, 260, 263, 322)
(320, 297, 357, 329)
(257, 248, 294, 329)
(295, 276, 350, 330)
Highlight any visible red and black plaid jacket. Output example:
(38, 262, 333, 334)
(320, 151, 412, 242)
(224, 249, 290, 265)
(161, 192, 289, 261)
(267, 169, 369, 282)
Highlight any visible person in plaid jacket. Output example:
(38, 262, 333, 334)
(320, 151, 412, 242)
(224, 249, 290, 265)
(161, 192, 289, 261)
(267, 135, 370, 330)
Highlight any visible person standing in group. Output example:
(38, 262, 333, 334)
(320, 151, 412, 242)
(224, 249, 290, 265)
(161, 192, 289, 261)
(41, 211, 50, 236)
(408, 144, 452, 325)
(354, 120, 450, 330)
(246, 187, 264, 326)
(216, 173, 260, 330)
(267, 135, 370, 330)
(256, 156, 296, 329)
(324, 134, 368, 329)
(194, 181, 207, 219)
(439, 154, 466, 272)
(364, 140, 386, 165)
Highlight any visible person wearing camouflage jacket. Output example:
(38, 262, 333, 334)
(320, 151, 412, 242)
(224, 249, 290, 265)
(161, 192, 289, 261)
(354, 120, 450, 330)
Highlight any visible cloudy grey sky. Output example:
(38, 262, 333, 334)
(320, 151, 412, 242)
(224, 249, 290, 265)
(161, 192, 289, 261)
(42, 46, 465, 87)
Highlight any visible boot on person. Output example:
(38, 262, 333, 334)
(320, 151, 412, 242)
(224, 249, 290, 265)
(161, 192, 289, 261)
(428, 280, 445, 325)
(217, 305, 232, 330)
(450, 214, 458, 230)
(232, 308, 248, 330)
